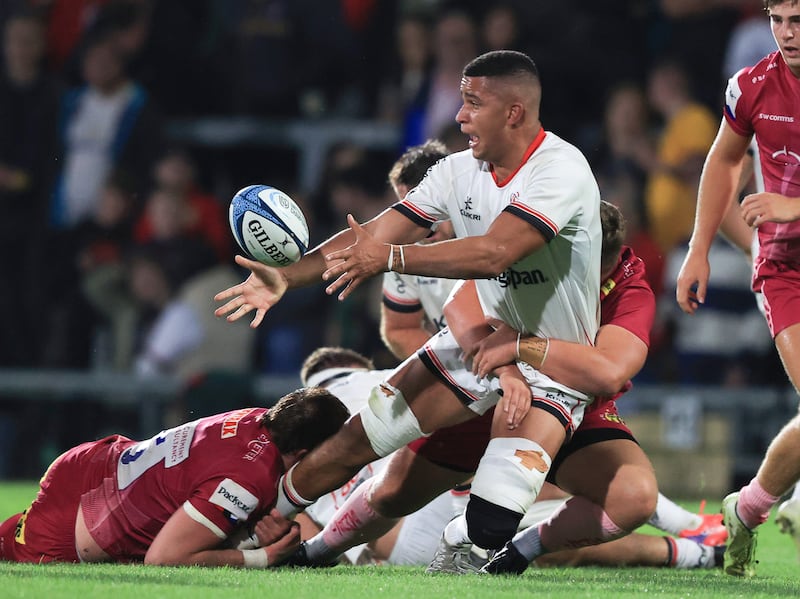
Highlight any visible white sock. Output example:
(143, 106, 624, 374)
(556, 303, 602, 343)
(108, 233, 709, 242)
(648, 493, 702, 535)
(443, 514, 471, 546)
(510, 525, 543, 562)
(669, 537, 716, 569)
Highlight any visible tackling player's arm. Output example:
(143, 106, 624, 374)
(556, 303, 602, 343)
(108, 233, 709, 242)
(443, 279, 532, 429)
(145, 506, 299, 568)
(380, 304, 430, 360)
(324, 210, 547, 300)
(215, 208, 430, 327)
(676, 119, 751, 314)
(451, 281, 651, 398)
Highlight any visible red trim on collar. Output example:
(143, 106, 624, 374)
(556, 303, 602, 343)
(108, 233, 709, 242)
(490, 128, 547, 187)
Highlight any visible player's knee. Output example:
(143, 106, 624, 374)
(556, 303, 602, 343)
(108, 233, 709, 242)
(465, 494, 523, 550)
(360, 383, 425, 458)
(608, 468, 658, 529)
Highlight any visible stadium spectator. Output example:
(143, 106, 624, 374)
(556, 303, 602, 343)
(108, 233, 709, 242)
(0, 388, 349, 566)
(402, 9, 478, 147)
(676, 0, 800, 577)
(0, 9, 60, 366)
(134, 147, 231, 262)
(49, 29, 163, 229)
(643, 59, 717, 254)
(76, 170, 139, 371)
(376, 12, 432, 125)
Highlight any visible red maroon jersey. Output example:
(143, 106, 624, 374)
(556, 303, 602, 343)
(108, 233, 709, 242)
(82, 408, 283, 559)
(592, 245, 655, 405)
(600, 246, 655, 347)
(725, 52, 800, 262)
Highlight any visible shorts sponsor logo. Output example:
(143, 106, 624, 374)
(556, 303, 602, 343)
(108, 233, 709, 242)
(210, 478, 258, 521)
(221, 408, 255, 439)
(493, 267, 548, 288)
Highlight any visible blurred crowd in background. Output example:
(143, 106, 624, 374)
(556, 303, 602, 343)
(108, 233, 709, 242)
(0, 0, 789, 402)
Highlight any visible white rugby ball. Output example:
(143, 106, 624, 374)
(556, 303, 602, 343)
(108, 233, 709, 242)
(229, 184, 310, 267)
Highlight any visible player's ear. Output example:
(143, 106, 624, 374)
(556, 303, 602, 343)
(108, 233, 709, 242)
(508, 102, 524, 127)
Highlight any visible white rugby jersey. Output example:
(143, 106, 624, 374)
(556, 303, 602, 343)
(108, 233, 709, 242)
(396, 129, 601, 344)
(382, 270, 458, 333)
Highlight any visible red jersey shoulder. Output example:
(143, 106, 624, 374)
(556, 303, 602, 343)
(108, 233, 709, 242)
(600, 246, 649, 301)
(600, 246, 655, 346)
(725, 51, 796, 137)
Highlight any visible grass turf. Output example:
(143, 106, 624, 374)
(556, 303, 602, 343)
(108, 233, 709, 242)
(2, 481, 799, 599)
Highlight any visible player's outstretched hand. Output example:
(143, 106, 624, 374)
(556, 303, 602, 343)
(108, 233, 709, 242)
(675, 249, 709, 315)
(741, 191, 800, 227)
(496, 365, 531, 429)
(323, 214, 390, 301)
(470, 320, 518, 378)
(214, 255, 289, 327)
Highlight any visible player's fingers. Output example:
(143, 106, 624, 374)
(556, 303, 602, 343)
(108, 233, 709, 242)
(346, 213, 363, 234)
(337, 276, 364, 301)
(251, 308, 266, 328)
(215, 295, 245, 318)
(695, 280, 707, 305)
(214, 284, 243, 303)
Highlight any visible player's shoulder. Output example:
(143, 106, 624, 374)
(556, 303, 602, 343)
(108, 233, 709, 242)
(610, 247, 651, 290)
(533, 131, 593, 172)
(729, 51, 783, 92)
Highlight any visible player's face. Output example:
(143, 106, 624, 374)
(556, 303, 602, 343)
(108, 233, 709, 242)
(770, 2, 800, 76)
(456, 76, 509, 163)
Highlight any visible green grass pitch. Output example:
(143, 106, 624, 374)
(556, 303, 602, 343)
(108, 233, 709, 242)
(1, 481, 799, 599)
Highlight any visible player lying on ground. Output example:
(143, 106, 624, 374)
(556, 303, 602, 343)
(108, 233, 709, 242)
(0, 388, 348, 567)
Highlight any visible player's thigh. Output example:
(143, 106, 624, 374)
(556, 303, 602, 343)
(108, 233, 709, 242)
(490, 405, 566, 459)
(775, 322, 800, 395)
(387, 357, 475, 432)
(555, 439, 657, 511)
(371, 447, 468, 516)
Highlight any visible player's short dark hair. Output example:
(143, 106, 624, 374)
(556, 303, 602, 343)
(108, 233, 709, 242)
(764, 0, 797, 9)
(463, 50, 539, 81)
(389, 140, 448, 191)
(300, 347, 374, 386)
(263, 387, 350, 454)
(600, 200, 626, 274)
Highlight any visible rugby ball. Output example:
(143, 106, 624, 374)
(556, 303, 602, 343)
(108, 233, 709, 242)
(229, 185, 309, 267)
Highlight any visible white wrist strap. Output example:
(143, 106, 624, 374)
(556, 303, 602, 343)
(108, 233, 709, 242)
(242, 548, 269, 568)
(387, 245, 395, 271)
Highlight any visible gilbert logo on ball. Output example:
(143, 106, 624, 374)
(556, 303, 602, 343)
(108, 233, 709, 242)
(229, 185, 310, 267)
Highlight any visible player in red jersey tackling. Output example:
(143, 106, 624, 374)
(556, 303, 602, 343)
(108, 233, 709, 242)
(0, 388, 348, 567)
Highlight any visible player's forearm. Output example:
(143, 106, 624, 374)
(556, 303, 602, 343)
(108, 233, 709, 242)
(520, 337, 632, 397)
(397, 237, 517, 279)
(689, 150, 743, 254)
(285, 228, 356, 288)
(381, 327, 432, 360)
(145, 547, 274, 569)
(718, 199, 753, 257)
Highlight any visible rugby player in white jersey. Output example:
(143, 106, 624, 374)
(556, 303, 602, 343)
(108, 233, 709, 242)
(216, 50, 603, 557)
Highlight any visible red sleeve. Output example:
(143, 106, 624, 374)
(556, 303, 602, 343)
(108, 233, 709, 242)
(601, 282, 655, 347)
